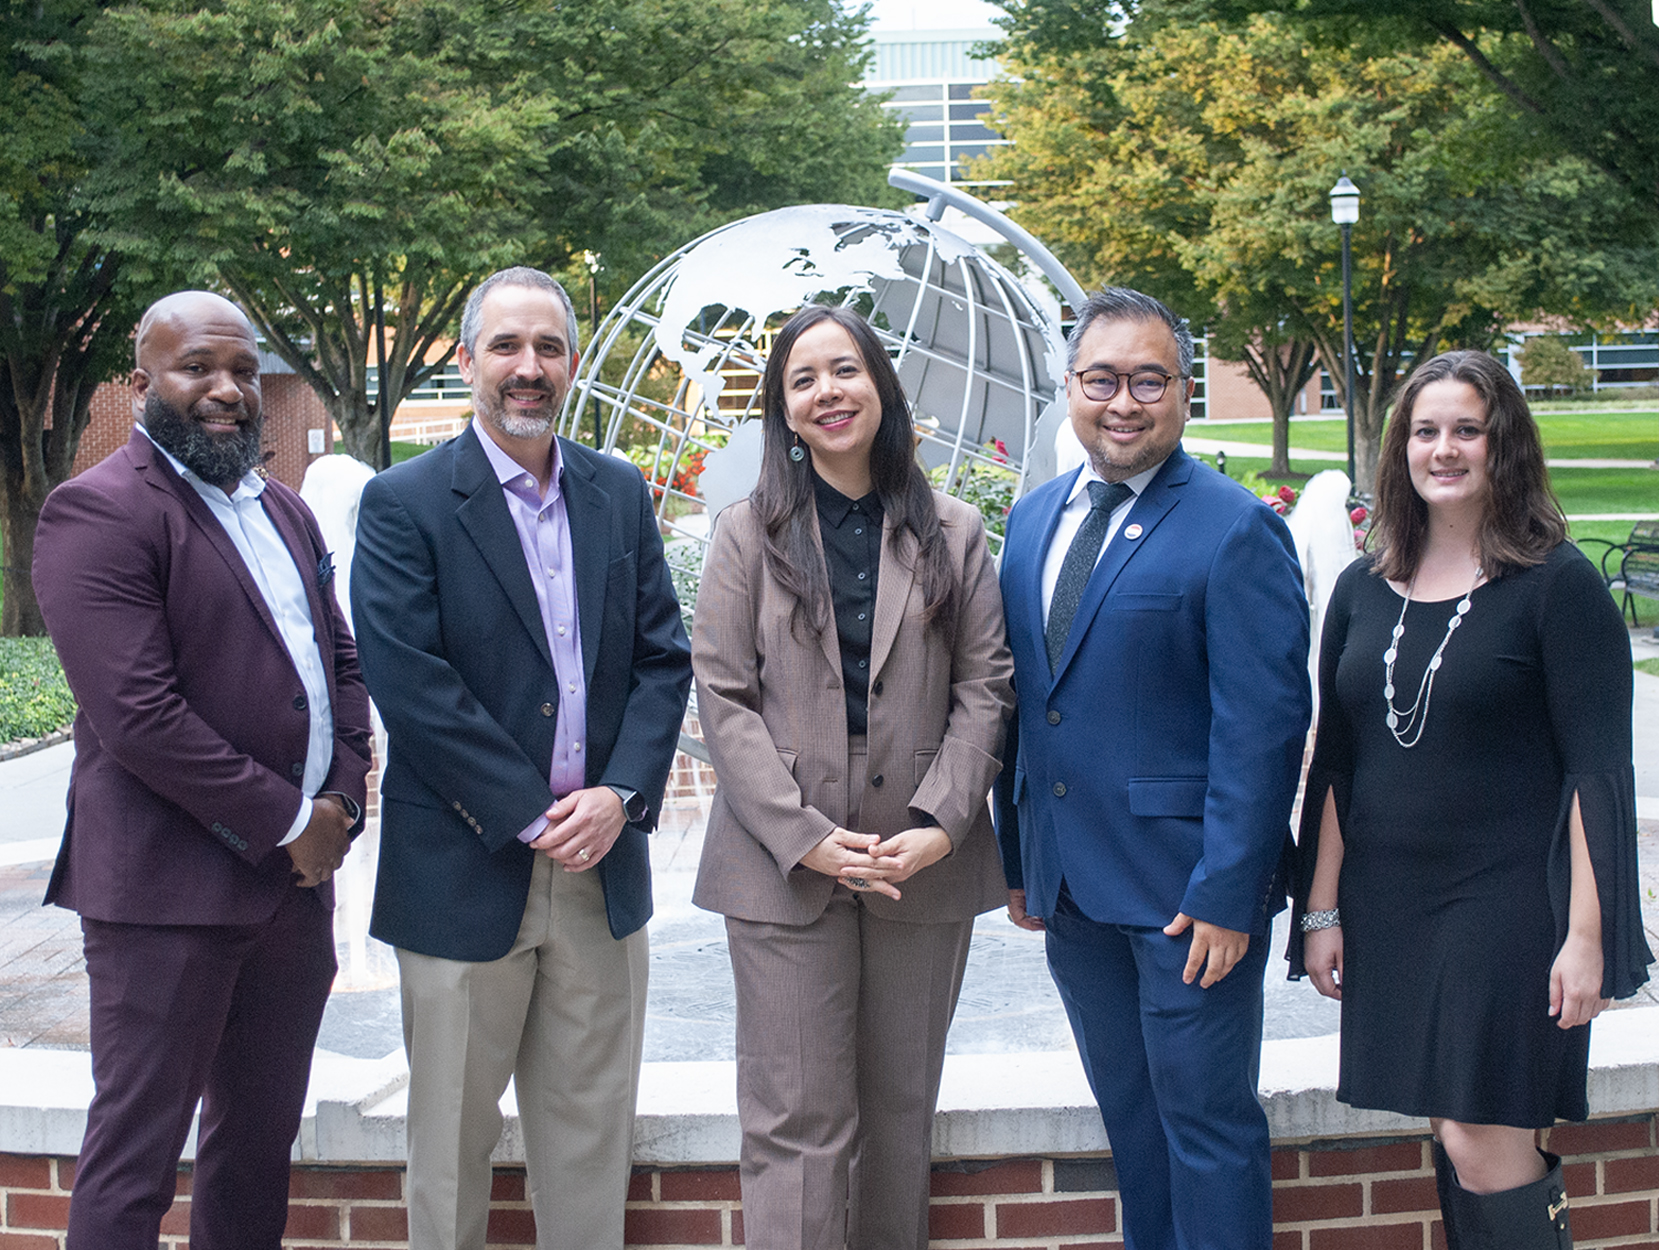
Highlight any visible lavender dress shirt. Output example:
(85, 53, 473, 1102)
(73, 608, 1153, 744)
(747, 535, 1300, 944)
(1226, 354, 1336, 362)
(473, 422, 589, 843)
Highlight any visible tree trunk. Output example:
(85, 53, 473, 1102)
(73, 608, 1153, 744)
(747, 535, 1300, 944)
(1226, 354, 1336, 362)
(1269, 413, 1291, 477)
(329, 391, 386, 470)
(1, 470, 47, 637)
(1350, 389, 1386, 496)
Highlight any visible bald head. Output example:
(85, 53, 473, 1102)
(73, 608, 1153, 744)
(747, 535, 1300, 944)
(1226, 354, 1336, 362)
(135, 291, 256, 370)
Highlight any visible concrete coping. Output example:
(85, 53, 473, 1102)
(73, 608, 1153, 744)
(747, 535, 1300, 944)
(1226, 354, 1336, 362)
(3, 1006, 1656, 1166)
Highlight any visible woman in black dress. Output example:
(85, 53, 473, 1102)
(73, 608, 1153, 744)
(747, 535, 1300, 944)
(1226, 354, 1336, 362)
(1290, 351, 1651, 1248)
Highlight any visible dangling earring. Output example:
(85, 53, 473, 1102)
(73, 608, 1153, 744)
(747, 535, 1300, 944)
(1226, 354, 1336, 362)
(789, 433, 806, 463)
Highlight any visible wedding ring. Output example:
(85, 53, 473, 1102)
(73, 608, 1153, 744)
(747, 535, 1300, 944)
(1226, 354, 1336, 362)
(848, 877, 868, 889)
(577, 848, 591, 862)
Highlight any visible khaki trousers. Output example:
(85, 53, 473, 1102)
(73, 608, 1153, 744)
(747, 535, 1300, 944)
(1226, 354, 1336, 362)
(397, 852, 648, 1250)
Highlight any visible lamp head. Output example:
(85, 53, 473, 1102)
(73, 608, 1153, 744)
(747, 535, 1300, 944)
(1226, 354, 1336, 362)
(1330, 174, 1360, 225)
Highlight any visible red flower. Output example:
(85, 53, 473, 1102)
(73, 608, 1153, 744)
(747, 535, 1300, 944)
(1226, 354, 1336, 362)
(1277, 485, 1297, 504)
(993, 438, 1009, 463)
(1349, 505, 1368, 524)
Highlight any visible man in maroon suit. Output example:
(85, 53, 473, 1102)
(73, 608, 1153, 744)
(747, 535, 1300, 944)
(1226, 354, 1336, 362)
(31, 290, 374, 1250)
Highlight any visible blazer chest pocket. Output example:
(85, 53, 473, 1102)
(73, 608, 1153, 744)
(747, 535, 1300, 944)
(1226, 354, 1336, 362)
(1112, 592, 1182, 611)
(1128, 777, 1206, 817)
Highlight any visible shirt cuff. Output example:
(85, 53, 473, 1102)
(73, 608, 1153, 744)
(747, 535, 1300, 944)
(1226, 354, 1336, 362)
(280, 796, 312, 847)
(518, 814, 550, 845)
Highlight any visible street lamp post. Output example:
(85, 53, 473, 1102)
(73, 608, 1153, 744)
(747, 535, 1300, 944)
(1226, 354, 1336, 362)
(1329, 174, 1360, 489)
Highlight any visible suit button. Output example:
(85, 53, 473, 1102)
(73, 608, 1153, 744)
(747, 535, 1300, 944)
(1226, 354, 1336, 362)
(1052, 782, 1067, 797)
(293, 695, 308, 711)
(871, 774, 884, 788)
(872, 680, 884, 696)
(291, 762, 305, 776)
(1047, 710, 1062, 725)
(540, 703, 554, 717)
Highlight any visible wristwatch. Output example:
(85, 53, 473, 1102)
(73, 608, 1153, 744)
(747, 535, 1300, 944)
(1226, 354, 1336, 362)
(605, 785, 648, 824)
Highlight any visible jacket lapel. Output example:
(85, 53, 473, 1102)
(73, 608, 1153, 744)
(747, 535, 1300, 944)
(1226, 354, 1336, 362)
(868, 511, 916, 681)
(559, 439, 612, 685)
(806, 508, 843, 679)
(1050, 449, 1192, 683)
(452, 425, 555, 671)
(1016, 467, 1078, 684)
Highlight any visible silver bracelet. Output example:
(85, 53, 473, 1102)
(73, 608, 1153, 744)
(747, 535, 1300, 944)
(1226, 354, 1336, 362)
(1300, 908, 1341, 932)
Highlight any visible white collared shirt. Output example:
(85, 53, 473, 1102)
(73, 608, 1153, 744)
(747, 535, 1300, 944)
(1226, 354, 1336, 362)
(1040, 460, 1164, 627)
(138, 424, 333, 844)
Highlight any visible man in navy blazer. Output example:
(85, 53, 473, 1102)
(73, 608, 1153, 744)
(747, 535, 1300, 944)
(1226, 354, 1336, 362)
(351, 267, 691, 1250)
(996, 289, 1310, 1250)
(32, 290, 373, 1249)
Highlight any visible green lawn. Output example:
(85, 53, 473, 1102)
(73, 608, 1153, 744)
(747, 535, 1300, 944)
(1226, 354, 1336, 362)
(1200, 411, 1659, 461)
(391, 440, 429, 464)
(1193, 454, 1655, 519)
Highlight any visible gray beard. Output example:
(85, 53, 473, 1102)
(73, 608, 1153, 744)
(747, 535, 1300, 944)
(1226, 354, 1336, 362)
(145, 392, 265, 487)
(488, 409, 555, 440)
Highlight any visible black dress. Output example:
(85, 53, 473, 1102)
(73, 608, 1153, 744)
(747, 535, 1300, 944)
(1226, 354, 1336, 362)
(1289, 543, 1651, 1126)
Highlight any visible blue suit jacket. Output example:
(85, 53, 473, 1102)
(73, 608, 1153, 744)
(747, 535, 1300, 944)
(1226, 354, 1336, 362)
(995, 447, 1311, 936)
(352, 425, 692, 958)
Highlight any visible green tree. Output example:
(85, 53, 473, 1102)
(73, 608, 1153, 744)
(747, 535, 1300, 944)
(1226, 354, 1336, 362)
(0, 0, 165, 636)
(978, 6, 1658, 488)
(1518, 335, 1591, 395)
(1204, 0, 1659, 216)
(86, 0, 901, 469)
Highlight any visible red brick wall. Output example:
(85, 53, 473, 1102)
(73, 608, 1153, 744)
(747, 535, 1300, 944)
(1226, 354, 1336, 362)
(70, 374, 334, 493)
(3, 1116, 1656, 1248)
(1205, 358, 1324, 424)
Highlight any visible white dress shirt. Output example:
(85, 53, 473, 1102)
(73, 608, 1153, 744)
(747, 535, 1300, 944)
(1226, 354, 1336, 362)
(139, 425, 333, 844)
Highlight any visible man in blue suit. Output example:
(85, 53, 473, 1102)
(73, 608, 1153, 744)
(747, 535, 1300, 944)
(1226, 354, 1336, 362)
(351, 267, 692, 1250)
(996, 288, 1310, 1250)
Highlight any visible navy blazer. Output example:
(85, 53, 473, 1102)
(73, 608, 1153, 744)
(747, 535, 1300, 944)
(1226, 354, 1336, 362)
(352, 425, 691, 959)
(33, 427, 373, 926)
(995, 447, 1311, 936)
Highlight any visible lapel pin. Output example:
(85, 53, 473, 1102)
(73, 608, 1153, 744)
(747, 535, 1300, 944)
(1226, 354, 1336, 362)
(1123, 523, 1143, 540)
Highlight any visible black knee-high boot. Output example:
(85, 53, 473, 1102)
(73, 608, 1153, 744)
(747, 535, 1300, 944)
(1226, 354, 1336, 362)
(1432, 1140, 1572, 1249)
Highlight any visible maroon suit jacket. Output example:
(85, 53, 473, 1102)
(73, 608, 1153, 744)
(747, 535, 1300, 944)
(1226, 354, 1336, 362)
(32, 427, 373, 925)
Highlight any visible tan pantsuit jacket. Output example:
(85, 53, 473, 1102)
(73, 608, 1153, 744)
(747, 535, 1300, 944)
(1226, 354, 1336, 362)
(692, 491, 1014, 924)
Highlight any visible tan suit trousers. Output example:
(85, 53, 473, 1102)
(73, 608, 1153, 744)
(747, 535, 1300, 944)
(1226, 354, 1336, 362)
(725, 742, 976, 1250)
(397, 851, 648, 1250)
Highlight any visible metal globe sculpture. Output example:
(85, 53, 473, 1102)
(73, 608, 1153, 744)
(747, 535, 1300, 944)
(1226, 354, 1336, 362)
(558, 202, 1068, 570)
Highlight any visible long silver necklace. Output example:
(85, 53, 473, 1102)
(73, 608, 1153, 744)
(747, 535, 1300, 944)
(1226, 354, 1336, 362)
(1382, 567, 1481, 749)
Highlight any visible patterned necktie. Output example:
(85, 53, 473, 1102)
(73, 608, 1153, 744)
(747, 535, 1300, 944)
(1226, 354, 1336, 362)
(1046, 479, 1133, 672)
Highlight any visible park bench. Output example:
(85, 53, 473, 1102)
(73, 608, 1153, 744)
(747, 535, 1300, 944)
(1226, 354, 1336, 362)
(1582, 519, 1659, 626)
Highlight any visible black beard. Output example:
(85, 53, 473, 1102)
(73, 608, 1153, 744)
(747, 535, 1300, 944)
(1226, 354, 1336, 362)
(144, 391, 265, 487)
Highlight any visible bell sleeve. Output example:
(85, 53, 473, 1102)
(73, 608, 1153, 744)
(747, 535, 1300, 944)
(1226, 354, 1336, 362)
(1540, 547, 1653, 1001)
(1287, 561, 1361, 979)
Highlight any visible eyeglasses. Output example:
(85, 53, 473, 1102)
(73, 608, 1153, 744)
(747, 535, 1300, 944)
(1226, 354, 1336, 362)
(1069, 368, 1185, 403)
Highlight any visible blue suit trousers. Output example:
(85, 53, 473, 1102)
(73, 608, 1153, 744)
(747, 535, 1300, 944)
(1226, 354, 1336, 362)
(1046, 886, 1272, 1250)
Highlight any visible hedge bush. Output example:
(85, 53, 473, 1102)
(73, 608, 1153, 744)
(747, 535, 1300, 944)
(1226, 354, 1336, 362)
(0, 637, 76, 744)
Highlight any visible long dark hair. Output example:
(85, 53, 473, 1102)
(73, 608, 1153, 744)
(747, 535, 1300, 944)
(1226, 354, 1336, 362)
(1370, 349, 1566, 581)
(751, 304, 958, 639)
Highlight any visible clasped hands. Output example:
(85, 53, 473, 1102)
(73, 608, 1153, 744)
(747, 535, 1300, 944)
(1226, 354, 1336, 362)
(287, 793, 355, 887)
(801, 825, 952, 901)
(529, 785, 626, 872)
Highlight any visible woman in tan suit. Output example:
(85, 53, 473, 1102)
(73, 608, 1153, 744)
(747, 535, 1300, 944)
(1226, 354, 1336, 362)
(693, 304, 1015, 1249)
